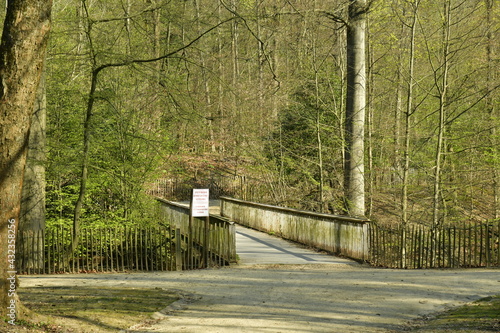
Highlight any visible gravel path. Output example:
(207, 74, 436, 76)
(19, 225, 500, 333)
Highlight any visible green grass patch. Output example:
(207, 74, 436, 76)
(13, 286, 178, 332)
(402, 295, 500, 332)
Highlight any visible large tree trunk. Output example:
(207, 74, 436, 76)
(344, 0, 368, 217)
(0, 0, 52, 320)
(18, 72, 47, 273)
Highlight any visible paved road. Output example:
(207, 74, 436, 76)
(235, 224, 356, 266)
(19, 223, 500, 333)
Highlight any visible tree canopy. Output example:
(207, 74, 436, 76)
(10, 0, 500, 230)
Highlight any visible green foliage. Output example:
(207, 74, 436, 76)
(44, 1, 178, 229)
(266, 76, 344, 212)
(40, 0, 499, 227)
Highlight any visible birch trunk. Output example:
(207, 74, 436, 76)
(344, 0, 367, 217)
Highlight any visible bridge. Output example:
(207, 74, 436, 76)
(17, 197, 500, 332)
(159, 196, 500, 270)
(15, 197, 500, 332)
(157, 197, 369, 269)
(16, 196, 499, 274)
(15, 197, 367, 274)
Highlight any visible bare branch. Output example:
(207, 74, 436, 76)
(93, 16, 237, 76)
(322, 11, 348, 26)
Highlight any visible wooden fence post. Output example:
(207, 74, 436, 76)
(203, 216, 209, 268)
(175, 228, 182, 271)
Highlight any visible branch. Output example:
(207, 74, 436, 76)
(348, 0, 377, 19)
(322, 11, 347, 26)
(219, 0, 280, 87)
(86, 0, 168, 25)
(321, 0, 377, 27)
(446, 83, 500, 126)
(93, 16, 237, 76)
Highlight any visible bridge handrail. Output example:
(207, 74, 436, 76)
(220, 196, 369, 224)
(220, 196, 370, 261)
(156, 197, 237, 266)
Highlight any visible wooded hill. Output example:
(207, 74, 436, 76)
(10, 0, 499, 228)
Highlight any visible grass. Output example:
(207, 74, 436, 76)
(400, 295, 500, 332)
(2, 286, 178, 332)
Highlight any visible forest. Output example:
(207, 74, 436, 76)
(9, 0, 499, 231)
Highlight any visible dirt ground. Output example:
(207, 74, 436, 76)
(17, 264, 500, 333)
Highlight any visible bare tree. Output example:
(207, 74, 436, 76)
(401, 0, 420, 227)
(431, 0, 452, 228)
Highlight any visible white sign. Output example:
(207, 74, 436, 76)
(191, 189, 210, 217)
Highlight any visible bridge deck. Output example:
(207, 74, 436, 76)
(182, 200, 357, 266)
(235, 224, 357, 266)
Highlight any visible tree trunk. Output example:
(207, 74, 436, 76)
(72, 1, 98, 254)
(315, 70, 325, 212)
(18, 71, 47, 273)
(432, 0, 452, 228)
(231, 0, 241, 155)
(485, 0, 498, 219)
(72, 68, 98, 254)
(0, 0, 52, 320)
(344, 0, 368, 217)
(366, 14, 374, 218)
(194, 0, 215, 153)
(311, 4, 325, 212)
(402, 0, 420, 227)
(217, 3, 226, 154)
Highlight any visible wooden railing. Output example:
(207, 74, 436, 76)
(16, 199, 236, 274)
(147, 176, 257, 202)
(16, 226, 176, 274)
(156, 198, 237, 269)
(369, 221, 500, 269)
(220, 197, 370, 261)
